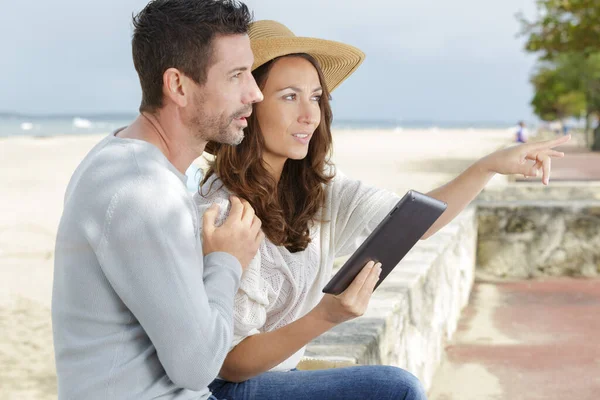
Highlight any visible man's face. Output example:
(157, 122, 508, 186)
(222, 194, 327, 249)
(186, 34, 263, 146)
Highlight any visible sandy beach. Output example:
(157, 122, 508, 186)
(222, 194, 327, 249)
(0, 128, 513, 399)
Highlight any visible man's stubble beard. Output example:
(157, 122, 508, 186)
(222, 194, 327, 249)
(189, 93, 248, 147)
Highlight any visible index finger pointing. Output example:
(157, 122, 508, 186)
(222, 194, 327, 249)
(530, 134, 571, 151)
(524, 148, 565, 162)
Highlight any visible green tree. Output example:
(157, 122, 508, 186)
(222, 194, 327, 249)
(519, 1, 600, 149)
(530, 64, 586, 122)
(518, 0, 600, 58)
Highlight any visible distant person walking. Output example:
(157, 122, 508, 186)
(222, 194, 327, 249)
(515, 121, 528, 143)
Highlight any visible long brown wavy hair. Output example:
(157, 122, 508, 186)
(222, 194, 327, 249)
(201, 53, 335, 253)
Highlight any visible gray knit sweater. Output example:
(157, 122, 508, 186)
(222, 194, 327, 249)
(52, 133, 241, 399)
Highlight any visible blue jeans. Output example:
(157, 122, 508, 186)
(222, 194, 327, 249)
(208, 365, 427, 399)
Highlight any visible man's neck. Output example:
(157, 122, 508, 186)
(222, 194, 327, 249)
(118, 111, 205, 174)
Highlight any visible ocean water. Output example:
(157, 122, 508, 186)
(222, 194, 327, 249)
(0, 113, 519, 138)
(0, 114, 136, 137)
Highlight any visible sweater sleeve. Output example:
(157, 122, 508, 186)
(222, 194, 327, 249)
(329, 169, 401, 258)
(97, 177, 242, 391)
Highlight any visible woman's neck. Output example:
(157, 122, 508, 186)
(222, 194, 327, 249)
(262, 154, 287, 184)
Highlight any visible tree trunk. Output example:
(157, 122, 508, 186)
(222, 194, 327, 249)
(585, 110, 592, 148)
(592, 121, 600, 152)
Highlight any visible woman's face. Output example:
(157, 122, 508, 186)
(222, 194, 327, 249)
(255, 56, 322, 168)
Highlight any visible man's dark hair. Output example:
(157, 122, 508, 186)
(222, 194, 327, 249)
(132, 0, 252, 112)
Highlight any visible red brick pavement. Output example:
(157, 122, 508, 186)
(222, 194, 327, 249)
(430, 279, 600, 400)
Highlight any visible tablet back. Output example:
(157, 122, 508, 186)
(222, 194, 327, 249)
(322, 190, 447, 295)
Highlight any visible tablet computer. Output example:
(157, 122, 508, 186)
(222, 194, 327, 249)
(322, 190, 447, 295)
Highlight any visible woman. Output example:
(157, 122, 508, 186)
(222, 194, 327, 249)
(194, 20, 569, 400)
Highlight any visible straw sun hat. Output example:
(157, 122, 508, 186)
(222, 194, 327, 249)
(204, 20, 365, 155)
(249, 20, 365, 92)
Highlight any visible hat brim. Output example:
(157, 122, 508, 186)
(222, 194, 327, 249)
(251, 36, 365, 92)
(204, 37, 365, 155)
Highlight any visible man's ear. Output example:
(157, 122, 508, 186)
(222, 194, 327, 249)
(163, 68, 190, 108)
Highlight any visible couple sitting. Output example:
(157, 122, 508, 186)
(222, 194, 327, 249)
(51, 1, 568, 399)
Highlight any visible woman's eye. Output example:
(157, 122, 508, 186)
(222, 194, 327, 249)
(232, 72, 242, 79)
(312, 95, 322, 102)
(284, 93, 296, 100)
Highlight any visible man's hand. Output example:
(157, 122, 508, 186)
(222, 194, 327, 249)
(202, 196, 264, 270)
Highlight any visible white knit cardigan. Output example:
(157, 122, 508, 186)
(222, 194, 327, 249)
(193, 167, 399, 371)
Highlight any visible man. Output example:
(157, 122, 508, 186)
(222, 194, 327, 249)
(51, 1, 263, 399)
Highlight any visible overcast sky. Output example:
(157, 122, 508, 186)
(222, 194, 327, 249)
(0, 0, 540, 123)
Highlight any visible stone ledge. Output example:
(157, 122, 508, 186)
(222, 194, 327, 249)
(476, 200, 600, 278)
(477, 181, 600, 202)
(303, 207, 478, 391)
